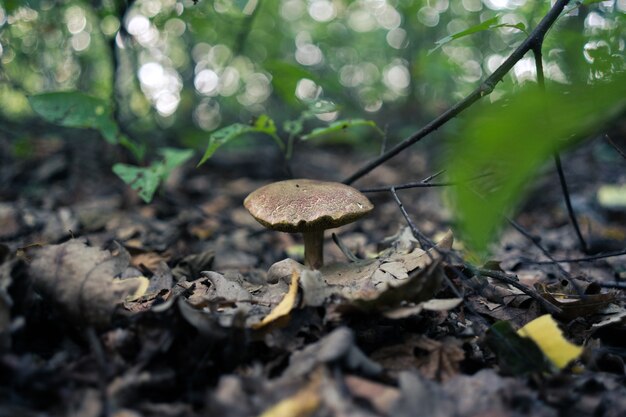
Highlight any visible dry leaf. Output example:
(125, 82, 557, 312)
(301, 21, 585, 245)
(413, 336, 465, 382)
(536, 281, 618, 320)
(343, 375, 400, 415)
(258, 371, 321, 417)
(130, 251, 169, 271)
(383, 298, 463, 319)
(28, 239, 148, 325)
(517, 314, 583, 369)
(252, 271, 300, 330)
(306, 230, 453, 311)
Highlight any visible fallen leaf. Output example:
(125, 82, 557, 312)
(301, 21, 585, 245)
(252, 271, 300, 330)
(258, 371, 320, 417)
(536, 280, 618, 320)
(597, 184, 626, 209)
(130, 251, 169, 272)
(517, 314, 583, 369)
(414, 336, 465, 382)
(303, 231, 453, 311)
(343, 375, 400, 415)
(28, 239, 148, 325)
(383, 298, 463, 319)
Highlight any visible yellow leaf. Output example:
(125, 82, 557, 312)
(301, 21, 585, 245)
(252, 271, 300, 329)
(121, 276, 150, 302)
(258, 372, 320, 417)
(517, 314, 583, 369)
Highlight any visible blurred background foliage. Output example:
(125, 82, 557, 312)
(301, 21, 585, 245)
(1, 0, 623, 158)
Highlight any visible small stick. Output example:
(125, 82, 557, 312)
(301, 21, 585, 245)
(528, 249, 626, 264)
(477, 268, 562, 315)
(554, 152, 589, 253)
(389, 187, 434, 250)
(605, 134, 626, 161)
(360, 171, 489, 193)
(506, 217, 585, 297)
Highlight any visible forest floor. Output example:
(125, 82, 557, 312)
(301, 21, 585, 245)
(1, 135, 625, 417)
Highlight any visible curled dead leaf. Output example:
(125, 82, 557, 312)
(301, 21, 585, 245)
(303, 230, 454, 311)
(28, 239, 148, 326)
(251, 271, 300, 330)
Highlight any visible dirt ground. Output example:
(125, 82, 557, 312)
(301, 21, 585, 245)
(1, 134, 625, 417)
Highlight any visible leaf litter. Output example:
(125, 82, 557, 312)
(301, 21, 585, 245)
(2, 140, 626, 416)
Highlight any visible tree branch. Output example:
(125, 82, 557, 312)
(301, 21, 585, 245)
(342, 0, 571, 185)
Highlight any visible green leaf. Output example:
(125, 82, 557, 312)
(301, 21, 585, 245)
(197, 115, 283, 166)
(305, 100, 338, 115)
(301, 119, 383, 141)
(429, 16, 526, 54)
(284, 119, 304, 137)
(283, 101, 338, 137)
(28, 92, 119, 144)
(446, 74, 626, 252)
(264, 60, 318, 106)
(119, 135, 147, 162)
(113, 147, 193, 203)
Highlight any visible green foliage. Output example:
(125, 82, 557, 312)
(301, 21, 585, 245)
(429, 15, 527, 54)
(28, 92, 118, 144)
(113, 148, 193, 203)
(28, 91, 145, 160)
(197, 114, 282, 166)
(446, 73, 626, 253)
(301, 119, 384, 141)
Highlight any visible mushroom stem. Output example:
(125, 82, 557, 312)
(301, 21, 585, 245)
(303, 230, 324, 269)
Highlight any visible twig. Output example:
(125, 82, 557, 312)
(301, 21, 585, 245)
(529, 43, 587, 294)
(554, 153, 589, 252)
(605, 134, 626, 161)
(476, 268, 562, 315)
(532, 40, 587, 253)
(505, 216, 584, 296)
(529, 249, 626, 264)
(387, 189, 471, 306)
(389, 187, 434, 250)
(361, 181, 456, 193)
(379, 124, 389, 156)
(360, 171, 490, 193)
(342, 0, 571, 185)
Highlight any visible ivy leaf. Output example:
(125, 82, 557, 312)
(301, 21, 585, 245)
(28, 92, 119, 144)
(446, 73, 626, 252)
(197, 115, 283, 166)
(429, 16, 526, 54)
(113, 148, 193, 203)
(301, 119, 383, 141)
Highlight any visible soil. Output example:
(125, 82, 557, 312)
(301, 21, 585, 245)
(1, 134, 625, 417)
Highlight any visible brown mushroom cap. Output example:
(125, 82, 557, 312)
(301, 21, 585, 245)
(244, 179, 373, 233)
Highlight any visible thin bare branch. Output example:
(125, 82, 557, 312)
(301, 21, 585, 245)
(342, 0, 571, 185)
(477, 268, 562, 315)
(605, 134, 626, 161)
(529, 249, 626, 264)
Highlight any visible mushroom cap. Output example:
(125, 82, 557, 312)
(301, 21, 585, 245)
(244, 179, 373, 233)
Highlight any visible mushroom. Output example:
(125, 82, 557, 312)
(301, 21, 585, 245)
(244, 179, 374, 269)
